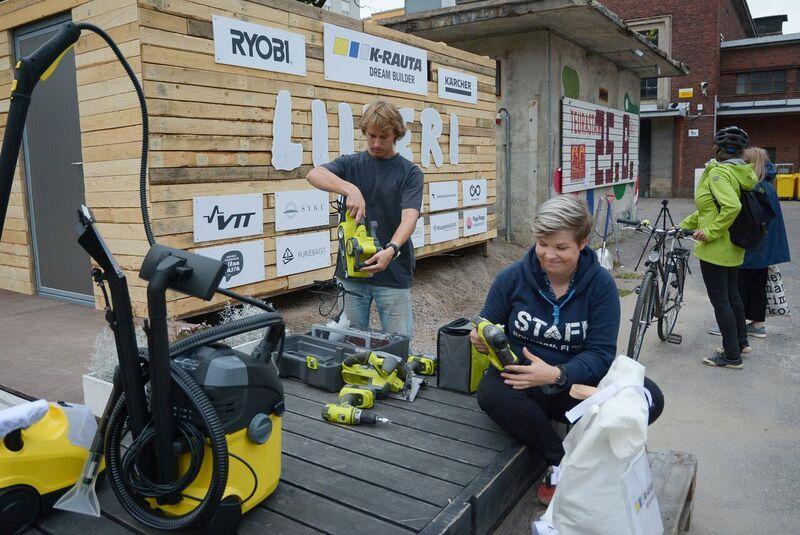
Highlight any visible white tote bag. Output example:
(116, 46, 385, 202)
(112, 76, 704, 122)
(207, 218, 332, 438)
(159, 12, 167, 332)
(766, 265, 790, 317)
(534, 356, 663, 535)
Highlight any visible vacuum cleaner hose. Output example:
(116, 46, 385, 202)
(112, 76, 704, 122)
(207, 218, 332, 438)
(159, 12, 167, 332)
(105, 361, 229, 530)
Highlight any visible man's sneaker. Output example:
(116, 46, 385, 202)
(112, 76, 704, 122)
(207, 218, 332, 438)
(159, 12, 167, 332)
(746, 324, 767, 338)
(703, 351, 743, 369)
(537, 467, 559, 506)
(715, 344, 751, 355)
(708, 326, 721, 336)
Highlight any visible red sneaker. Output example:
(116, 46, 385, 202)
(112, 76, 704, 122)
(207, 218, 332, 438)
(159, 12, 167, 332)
(537, 467, 559, 506)
(537, 480, 556, 506)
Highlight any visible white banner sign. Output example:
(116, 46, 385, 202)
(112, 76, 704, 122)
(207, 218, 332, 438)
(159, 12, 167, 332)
(411, 217, 425, 249)
(429, 181, 459, 212)
(561, 97, 639, 193)
(429, 212, 459, 244)
(323, 23, 427, 96)
(462, 207, 488, 237)
(197, 239, 265, 289)
(462, 178, 487, 206)
(438, 67, 477, 104)
(276, 230, 331, 276)
(275, 190, 329, 231)
(193, 194, 263, 243)
(213, 15, 306, 76)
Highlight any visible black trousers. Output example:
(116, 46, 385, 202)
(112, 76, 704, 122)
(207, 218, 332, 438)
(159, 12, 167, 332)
(476, 369, 664, 466)
(738, 267, 768, 323)
(699, 260, 748, 359)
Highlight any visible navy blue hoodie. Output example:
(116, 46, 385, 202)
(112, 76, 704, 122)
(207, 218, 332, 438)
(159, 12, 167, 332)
(480, 245, 620, 388)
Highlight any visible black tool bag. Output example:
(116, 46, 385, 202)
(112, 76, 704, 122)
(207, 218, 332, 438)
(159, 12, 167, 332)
(436, 318, 489, 393)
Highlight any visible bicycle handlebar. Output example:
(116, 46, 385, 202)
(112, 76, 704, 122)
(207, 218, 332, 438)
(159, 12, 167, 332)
(617, 218, 640, 226)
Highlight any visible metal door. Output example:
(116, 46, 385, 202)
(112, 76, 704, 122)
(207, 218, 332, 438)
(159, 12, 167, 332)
(15, 14, 93, 304)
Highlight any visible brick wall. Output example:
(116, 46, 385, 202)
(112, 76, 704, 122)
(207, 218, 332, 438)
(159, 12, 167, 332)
(718, 0, 750, 41)
(719, 114, 800, 168)
(720, 42, 800, 101)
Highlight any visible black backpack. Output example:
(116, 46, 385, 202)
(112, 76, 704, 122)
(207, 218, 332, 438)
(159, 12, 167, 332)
(711, 183, 775, 249)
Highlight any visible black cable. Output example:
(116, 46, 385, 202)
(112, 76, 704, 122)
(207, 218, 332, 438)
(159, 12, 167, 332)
(75, 23, 152, 247)
(228, 451, 259, 504)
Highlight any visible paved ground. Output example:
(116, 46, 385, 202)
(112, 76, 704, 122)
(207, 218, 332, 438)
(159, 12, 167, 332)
(496, 197, 800, 534)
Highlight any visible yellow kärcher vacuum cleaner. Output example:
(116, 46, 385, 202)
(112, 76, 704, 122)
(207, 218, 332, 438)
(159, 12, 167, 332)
(0, 22, 286, 535)
(337, 211, 382, 278)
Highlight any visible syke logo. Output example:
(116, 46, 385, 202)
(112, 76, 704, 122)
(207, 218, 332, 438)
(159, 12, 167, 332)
(282, 248, 294, 264)
(204, 205, 256, 231)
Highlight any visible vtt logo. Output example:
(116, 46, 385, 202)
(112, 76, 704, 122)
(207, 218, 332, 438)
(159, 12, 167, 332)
(204, 205, 256, 231)
(469, 184, 482, 198)
(230, 29, 291, 63)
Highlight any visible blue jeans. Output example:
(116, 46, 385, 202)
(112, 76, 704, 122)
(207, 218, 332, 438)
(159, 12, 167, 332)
(338, 278, 413, 344)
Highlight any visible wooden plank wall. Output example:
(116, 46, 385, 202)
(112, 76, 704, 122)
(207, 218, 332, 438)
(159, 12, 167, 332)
(0, 0, 496, 318)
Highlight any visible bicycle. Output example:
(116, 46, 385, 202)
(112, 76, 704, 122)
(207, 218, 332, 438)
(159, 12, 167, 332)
(617, 200, 694, 362)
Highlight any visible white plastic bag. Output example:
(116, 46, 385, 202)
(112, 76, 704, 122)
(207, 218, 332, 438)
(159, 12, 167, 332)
(535, 356, 663, 535)
(766, 265, 790, 317)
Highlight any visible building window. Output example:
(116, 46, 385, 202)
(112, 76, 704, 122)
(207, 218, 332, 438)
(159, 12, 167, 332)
(641, 78, 658, 100)
(736, 70, 786, 94)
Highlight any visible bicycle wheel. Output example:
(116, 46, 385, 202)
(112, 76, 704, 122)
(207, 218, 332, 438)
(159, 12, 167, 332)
(627, 271, 656, 361)
(658, 251, 688, 340)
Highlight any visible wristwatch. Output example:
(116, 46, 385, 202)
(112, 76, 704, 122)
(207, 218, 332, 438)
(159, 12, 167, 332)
(386, 242, 401, 261)
(554, 365, 568, 387)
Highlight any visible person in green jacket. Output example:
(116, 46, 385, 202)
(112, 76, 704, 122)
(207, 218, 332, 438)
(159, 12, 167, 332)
(680, 126, 758, 369)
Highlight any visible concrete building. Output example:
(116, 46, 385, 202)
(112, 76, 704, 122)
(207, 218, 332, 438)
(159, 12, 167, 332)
(382, 0, 687, 245)
(602, 0, 799, 196)
(321, 0, 360, 19)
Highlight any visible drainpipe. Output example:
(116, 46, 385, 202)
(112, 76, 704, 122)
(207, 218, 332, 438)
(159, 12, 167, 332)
(498, 107, 511, 241)
(546, 30, 554, 200)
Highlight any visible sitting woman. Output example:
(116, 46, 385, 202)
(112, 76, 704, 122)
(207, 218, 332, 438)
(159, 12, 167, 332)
(471, 194, 663, 506)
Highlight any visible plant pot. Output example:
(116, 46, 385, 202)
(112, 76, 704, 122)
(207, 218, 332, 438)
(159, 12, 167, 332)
(82, 372, 113, 418)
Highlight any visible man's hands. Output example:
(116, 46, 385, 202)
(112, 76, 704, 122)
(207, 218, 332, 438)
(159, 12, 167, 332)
(361, 247, 394, 273)
(501, 347, 560, 390)
(345, 185, 366, 223)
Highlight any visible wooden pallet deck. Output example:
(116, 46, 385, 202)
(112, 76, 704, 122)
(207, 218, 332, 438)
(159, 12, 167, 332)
(2, 381, 540, 535)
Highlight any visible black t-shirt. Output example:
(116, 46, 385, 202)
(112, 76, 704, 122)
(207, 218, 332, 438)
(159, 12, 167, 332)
(323, 151, 424, 288)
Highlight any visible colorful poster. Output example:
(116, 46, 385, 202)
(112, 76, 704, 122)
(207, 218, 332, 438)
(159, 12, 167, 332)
(561, 97, 639, 193)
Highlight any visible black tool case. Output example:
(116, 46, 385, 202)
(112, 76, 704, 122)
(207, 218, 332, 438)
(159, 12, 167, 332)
(275, 334, 354, 392)
(309, 324, 409, 358)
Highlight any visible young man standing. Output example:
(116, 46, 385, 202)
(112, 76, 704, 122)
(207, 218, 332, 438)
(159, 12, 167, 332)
(306, 100, 423, 340)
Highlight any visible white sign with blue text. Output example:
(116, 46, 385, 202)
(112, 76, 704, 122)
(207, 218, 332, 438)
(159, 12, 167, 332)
(276, 231, 331, 276)
(193, 193, 263, 243)
(429, 181, 459, 212)
(275, 190, 329, 231)
(323, 23, 427, 95)
(429, 212, 460, 245)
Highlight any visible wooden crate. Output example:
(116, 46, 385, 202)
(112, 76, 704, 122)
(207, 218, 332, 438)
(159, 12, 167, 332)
(0, 0, 497, 318)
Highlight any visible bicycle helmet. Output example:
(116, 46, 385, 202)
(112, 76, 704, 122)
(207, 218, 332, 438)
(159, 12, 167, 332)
(714, 126, 748, 154)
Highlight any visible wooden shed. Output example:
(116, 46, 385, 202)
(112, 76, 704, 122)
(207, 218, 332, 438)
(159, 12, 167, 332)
(0, 0, 496, 317)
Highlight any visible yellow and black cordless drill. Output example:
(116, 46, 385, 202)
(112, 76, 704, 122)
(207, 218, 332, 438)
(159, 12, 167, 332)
(470, 316, 519, 370)
(321, 403, 389, 425)
(337, 211, 382, 278)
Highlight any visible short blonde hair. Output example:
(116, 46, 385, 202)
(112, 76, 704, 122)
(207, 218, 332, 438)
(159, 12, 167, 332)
(743, 147, 768, 181)
(361, 100, 407, 140)
(533, 195, 593, 242)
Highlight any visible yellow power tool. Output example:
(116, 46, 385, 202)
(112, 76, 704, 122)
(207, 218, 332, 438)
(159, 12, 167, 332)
(338, 384, 387, 409)
(341, 351, 411, 394)
(321, 403, 389, 425)
(337, 211, 382, 278)
(470, 316, 519, 371)
(407, 354, 437, 376)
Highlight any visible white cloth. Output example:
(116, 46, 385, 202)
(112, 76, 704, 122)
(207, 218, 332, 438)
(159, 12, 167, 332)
(0, 399, 49, 437)
(535, 356, 663, 535)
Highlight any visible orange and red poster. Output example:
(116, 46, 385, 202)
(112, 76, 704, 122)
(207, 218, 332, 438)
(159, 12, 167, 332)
(570, 145, 586, 180)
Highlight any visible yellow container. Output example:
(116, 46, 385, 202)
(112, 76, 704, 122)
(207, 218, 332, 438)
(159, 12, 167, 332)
(794, 174, 800, 200)
(776, 174, 795, 200)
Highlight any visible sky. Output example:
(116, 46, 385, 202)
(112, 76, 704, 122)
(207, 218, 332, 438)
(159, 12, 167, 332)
(361, 0, 800, 34)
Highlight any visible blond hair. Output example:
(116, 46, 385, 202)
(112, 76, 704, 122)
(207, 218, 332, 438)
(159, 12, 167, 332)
(743, 147, 768, 181)
(361, 100, 407, 140)
(533, 195, 593, 242)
